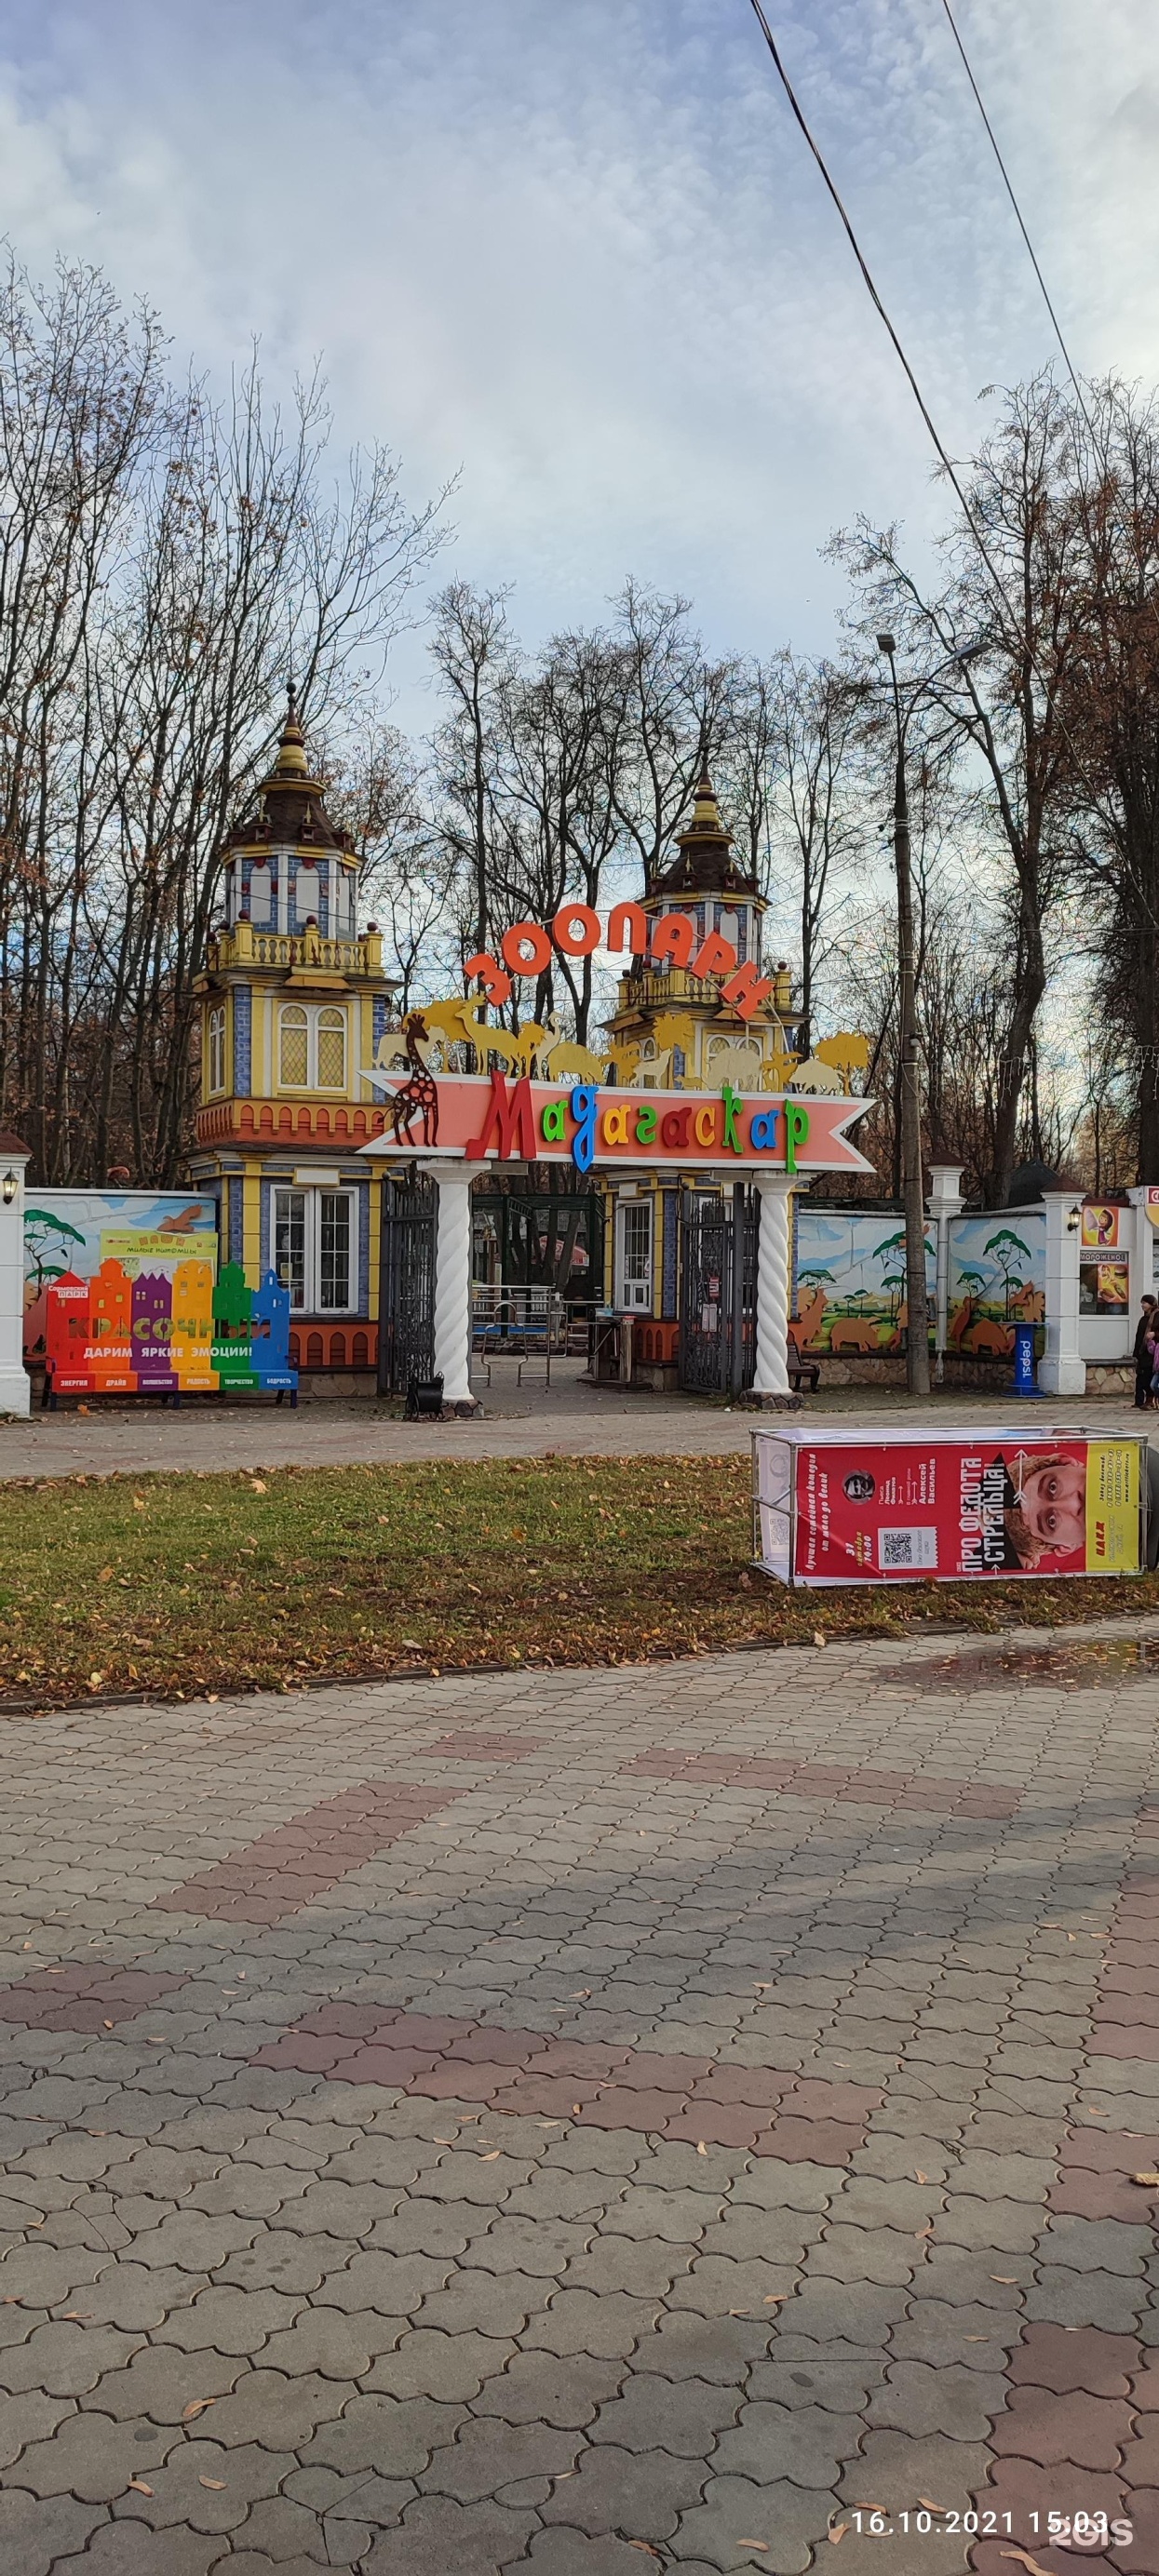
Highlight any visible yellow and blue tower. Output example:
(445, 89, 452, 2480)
(190, 692, 398, 1382)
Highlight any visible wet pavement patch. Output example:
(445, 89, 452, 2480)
(884, 1635, 1159, 1691)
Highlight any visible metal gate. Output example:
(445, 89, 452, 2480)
(679, 1184, 759, 1396)
(377, 1172, 437, 1396)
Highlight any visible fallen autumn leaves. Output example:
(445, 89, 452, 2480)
(1, 1454, 1154, 1709)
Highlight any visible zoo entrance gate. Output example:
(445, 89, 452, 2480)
(679, 1184, 759, 1397)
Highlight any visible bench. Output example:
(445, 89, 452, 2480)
(787, 1335, 821, 1394)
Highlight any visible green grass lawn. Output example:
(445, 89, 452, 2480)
(2, 1456, 1153, 1707)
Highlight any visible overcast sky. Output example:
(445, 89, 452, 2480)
(1, 0, 1156, 730)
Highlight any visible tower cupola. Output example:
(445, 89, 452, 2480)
(651, 764, 758, 901)
(218, 686, 361, 939)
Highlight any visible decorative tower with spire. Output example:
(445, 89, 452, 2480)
(603, 764, 798, 1091)
(190, 691, 399, 1384)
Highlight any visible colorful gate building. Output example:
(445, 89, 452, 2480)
(185, 728, 872, 1402)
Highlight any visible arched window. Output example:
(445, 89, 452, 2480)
(278, 1003, 309, 1088)
(207, 1004, 226, 1095)
(277, 1001, 346, 1091)
(317, 1006, 345, 1089)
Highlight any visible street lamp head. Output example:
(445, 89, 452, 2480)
(876, 632, 896, 656)
(0, 1171, 18, 1207)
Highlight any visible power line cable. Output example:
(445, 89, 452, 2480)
(938, 0, 1091, 420)
(744, 0, 1159, 934)
(744, 0, 1019, 631)
(937, 0, 1159, 942)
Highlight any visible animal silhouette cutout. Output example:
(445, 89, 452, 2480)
(408, 996, 474, 1056)
(376, 1026, 433, 1074)
(793, 1283, 829, 1347)
(425, 997, 549, 1079)
(829, 1316, 884, 1353)
(540, 1014, 612, 1084)
(950, 1293, 1013, 1356)
(385, 1013, 439, 1148)
(626, 1049, 673, 1089)
(788, 1056, 845, 1095)
(702, 1040, 767, 1093)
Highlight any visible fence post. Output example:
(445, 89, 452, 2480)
(1038, 1190, 1085, 1396)
(729, 1180, 747, 1397)
(927, 1164, 965, 1387)
(0, 1138, 31, 1417)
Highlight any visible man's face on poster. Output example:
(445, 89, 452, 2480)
(1018, 1457, 1085, 1555)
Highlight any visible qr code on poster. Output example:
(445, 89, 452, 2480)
(879, 1526, 938, 1570)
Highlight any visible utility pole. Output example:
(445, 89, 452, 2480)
(878, 635, 930, 1398)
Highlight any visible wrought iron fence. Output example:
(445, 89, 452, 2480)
(377, 1173, 437, 1396)
(679, 1185, 758, 1396)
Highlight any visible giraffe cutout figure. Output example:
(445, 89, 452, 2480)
(386, 1013, 439, 1148)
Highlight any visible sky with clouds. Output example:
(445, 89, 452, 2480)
(1, 0, 1157, 730)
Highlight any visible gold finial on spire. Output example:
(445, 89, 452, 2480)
(691, 762, 722, 829)
(274, 678, 309, 778)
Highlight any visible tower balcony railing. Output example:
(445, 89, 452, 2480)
(615, 968, 721, 1012)
(613, 964, 793, 1015)
(206, 923, 385, 976)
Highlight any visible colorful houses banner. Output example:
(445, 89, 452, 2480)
(23, 1192, 217, 1367)
(24, 1192, 295, 1396)
(42, 1258, 297, 1397)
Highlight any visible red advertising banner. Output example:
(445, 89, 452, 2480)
(787, 1435, 1141, 1586)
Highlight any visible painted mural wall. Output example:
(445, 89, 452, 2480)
(792, 1204, 1047, 1361)
(946, 1213, 1045, 1357)
(793, 1210, 936, 1355)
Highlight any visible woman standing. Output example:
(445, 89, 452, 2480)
(1134, 1295, 1156, 1411)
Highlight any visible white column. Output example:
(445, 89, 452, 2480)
(926, 1163, 965, 1383)
(425, 1168, 477, 1412)
(0, 1143, 31, 1417)
(1038, 1189, 1085, 1396)
(1128, 1187, 1157, 1348)
(751, 1174, 795, 1402)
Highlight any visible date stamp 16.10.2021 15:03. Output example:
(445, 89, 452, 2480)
(842, 2506, 1135, 2549)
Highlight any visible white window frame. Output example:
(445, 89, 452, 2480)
(248, 861, 272, 925)
(272, 1186, 358, 1314)
(615, 1197, 654, 1313)
(276, 1000, 347, 1092)
(207, 1003, 226, 1096)
(294, 864, 322, 926)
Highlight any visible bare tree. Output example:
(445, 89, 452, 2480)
(0, 252, 171, 1174)
(603, 581, 736, 888)
(736, 655, 866, 1050)
(838, 376, 1088, 1206)
(1056, 380, 1159, 1180)
(486, 629, 624, 1039)
(429, 582, 515, 969)
(0, 248, 444, 1182)
(323, 724, 460, 1013)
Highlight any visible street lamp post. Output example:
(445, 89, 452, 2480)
(877, 633, 930, 1399)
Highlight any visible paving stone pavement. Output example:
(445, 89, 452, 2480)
(0, 1626, 1157, 2571)
(1, 1365, 1145, 1479)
